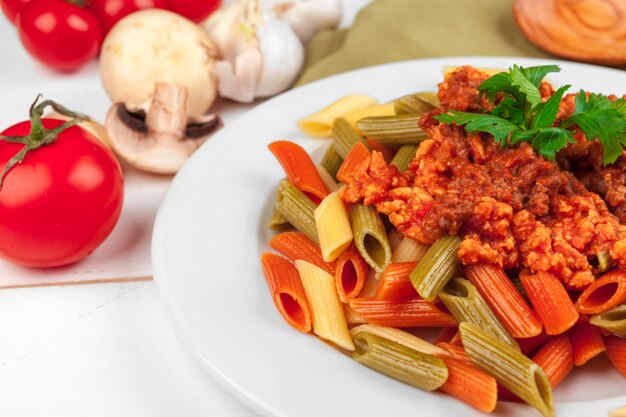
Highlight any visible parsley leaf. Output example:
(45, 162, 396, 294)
(492, 97, 525, 127)
(531, 85, 570, 129)
(510, 64, 543, 112)
(566, 108, 626, 164)
(435, 111, 520, 145)
(530, 127, 575, 160)
(524, 65, 561, 87)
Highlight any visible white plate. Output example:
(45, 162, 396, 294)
(152, 57, 626, 417)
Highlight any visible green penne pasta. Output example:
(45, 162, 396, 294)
(597, 250, 614, 272)
(414, 92, 440, 107)
(409, 235, 461, 302)
(459, 322, 555, 417)
(356, 115, 428, 145)
(394, 93, 437, 115)
(267, 204, 291, 231)
(332, 117, 366, 159)
(275, 179, 319, 245)
(440, 278, 518, 348)
(320, 144, 344, 178)
(349, 204, 392, 273)
(590, 304, 626, 338)
(352, 332, 448, 392)
(390, 144, 418, 171)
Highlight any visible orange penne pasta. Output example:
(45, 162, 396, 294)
(517, 331, 553, 356)
(336, 141, 370, 184)
(269, 231, 335, 275)
(436, 355, 497, 413)
(436, 342, 472, 365)
(268, 140, 329, 203)
(465, 265, 542, 338)
(260, 252, 311, 333)
(435, 326, 459, 345)
(349, 297, 457, 328)
(335, 244, 370, 303)
(605, 335, 626, 376)
(532, 335, 574, 389)
(375, 262, 418, 300)
(569, 317, 606, 366)
(365, 138, 395, 163)
(575, 269, 626, 314)
(520, 270, 579, 335)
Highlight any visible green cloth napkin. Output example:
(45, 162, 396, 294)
(296, 0, 550, 85)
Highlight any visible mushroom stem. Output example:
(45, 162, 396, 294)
(147, 83, 189, 144)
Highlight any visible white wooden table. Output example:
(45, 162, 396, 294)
(0, 2, 370, 415)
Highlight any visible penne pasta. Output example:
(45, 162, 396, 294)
(267, 203, 291, 231)
(389, 144, 418, 172)
(343, 102, 396, 134)
(365, 138, 395, 163)
(409, 235, 461, 302)
(269, 231, 335, 275)
(437, 355, 497, 413)
(375, 262, 419, 301)
(590, 304, 626, 337)
(436, 342, 472, 365)
(276, 179, 319, 244)
(332, 117, 367, 159)
(609, 406, 626, 417)
(520, 270, 579, 335)
(393, 93, 438, 116)
(349, 297, 457, 328)
(319, 144, 343, 179)
(335, 244, 369, 303)
(350, 323, 447, 356)
(531, 335, 574, 389)
(517, 331, 553, 356)
(568, 318, 606, 366)
(314, 191, 353, 262)
(575, 269, 626, 314)
(391, 237, 429, 263)
(269, 141, 329, 204)
(316, 165, 340, 192)
(352, 332, 448, 392)
(336, 141, 370, 184)
(465, 264, 542, 338)
(356, 115, 429, 145)
(435, 326, 459, 345)
(344, 304, 367, 326)
(297, 94, 378, 138)
(605, 335, 626, 376)
(348, 204, 392, 273)
(439, 277, 518, 348)
(295, 260, 354, 351)
(260, 253, 311, 333)
(459, 322, 555, 417)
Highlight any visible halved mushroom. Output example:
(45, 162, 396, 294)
(106, 83, 222, 174)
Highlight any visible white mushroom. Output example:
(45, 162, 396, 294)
(105, 83, 222, 174)
(100, 9, 219, 118)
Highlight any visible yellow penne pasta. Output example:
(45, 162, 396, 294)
(316, 165, 340, 192)
(609, 406, 626, 417)
(350, 324, 447, 357)
(297, 94, 378, 138)
(344, 304, 368, 325)
(314, 192, 353, 262)
(295, 260, 354, 351)
(392, 237, 430, 263)
(343, 102, 396, 135)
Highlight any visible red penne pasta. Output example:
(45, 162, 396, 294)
(269, 231, 335, 275)
(575, 269, 626, 314)
(435, 326, 459, 345)
(448, 330, 463, 346)
(465, 265, 542, 338)
(605, 335, 626, 376)
(348, 297, 457, 327)
(268, 140, 329, 203)
(375, 261, 418, 300)
(516, 331, 553, 356)
(336, 141, 370, 184)
(335, 244, 370, 303)
(436, 355, 497, 413)
(532, 335, 574, 389)
(365, 138, 395, 163)
(569, 318, 606, 366)
(520, 270, 579, 335)
(260, 252, 311, 333)
(436, 342, 472, 365)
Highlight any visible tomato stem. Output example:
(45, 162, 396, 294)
(0, 95, 89, 189)
(63, 0, 90, 8)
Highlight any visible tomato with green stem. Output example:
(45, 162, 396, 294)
(0, 97, 124, 268)
(16, 0, 103, 72)
(0, 0, 31, 24)
(89, 0, 167, 34)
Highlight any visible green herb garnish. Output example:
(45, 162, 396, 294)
(435, 65, 626, 164)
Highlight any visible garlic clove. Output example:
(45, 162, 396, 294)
(269, 0, 342, 44)
(214, 43, 263, 103)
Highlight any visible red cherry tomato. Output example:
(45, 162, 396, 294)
(0, 119, 124, 268)
(166, 0, 221, 22)
(89, 0, 167, 34)
(16, 0, 103, 72)
(0, 0, 31, 24)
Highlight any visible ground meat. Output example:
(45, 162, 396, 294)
(437, 66, 492, 112)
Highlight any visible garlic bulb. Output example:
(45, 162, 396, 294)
(267, 0, 342, 44)
(203, 0, 304, 103)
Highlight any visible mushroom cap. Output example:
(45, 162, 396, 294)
(100, 9, 219, 118)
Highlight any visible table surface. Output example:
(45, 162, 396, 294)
(0, 1, 370, 415)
